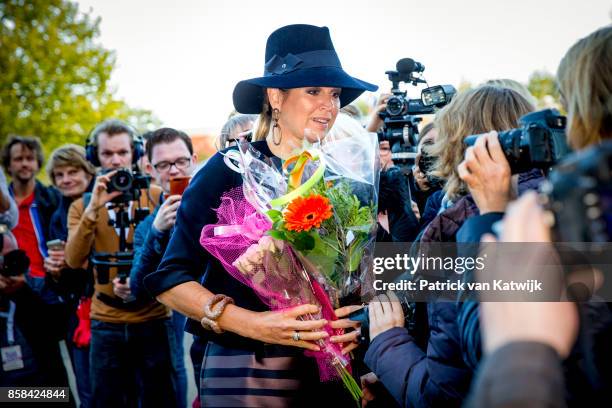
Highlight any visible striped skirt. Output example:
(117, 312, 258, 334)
(199, 341, 317, 408)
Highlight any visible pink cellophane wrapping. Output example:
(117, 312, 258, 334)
(200, 187, 349, 381)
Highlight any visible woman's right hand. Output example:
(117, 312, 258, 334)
(247, 304, 329, 351)
(366, 93, 391, 132)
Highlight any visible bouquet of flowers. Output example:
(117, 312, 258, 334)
(200, 120, 379, 402)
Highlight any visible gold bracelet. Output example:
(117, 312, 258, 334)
(200, 294, 234, 334)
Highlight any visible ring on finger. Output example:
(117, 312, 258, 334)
(292, 331, 301, 341)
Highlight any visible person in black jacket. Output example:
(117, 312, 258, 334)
(145, 24, 378, 406)
(129, 127, 198, 408)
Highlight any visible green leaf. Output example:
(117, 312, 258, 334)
(267, 209, 283, 223)
(292, 233, 315, 251)
(268, 230, 286, 241)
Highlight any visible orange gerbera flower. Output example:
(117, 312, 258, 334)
(284, 193, 333, 232)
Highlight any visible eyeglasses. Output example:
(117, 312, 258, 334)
(152, 157, 191, 172)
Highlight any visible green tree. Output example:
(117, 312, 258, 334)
(527, 70, 562, 110)
(0, 0, 159, 155)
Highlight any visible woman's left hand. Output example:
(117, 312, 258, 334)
(330, 304, 363, 355)
(369, 291, 404, 341)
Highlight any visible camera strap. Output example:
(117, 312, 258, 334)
(0, 301, 16, 344)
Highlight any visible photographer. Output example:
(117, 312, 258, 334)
(64, 120, 176, 407)
(0, 229, 74, 405)
(129, 127, 198, 408)
(412, 123, 441, 212)
(466, 25, 612, 406)
(217, 113, 256, 150)
(421, 85, 539, 243)
(377, 166, 421, 243)
(359, 85, 538, 408)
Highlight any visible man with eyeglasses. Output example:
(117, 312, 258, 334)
(129, 127, 197, 408)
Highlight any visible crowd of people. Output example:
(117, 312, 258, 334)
(0, 22, 610, 408)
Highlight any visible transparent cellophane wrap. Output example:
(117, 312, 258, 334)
(200, 120, 378, 396)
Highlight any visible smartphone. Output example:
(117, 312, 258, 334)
(46, 239, 65, 251)
(169, 176, 191, 196)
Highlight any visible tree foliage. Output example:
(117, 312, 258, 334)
(527, 70, 562, 110)
(0, 0, 159, 155)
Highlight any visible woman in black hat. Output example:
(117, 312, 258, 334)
(144, 24, 377, 407)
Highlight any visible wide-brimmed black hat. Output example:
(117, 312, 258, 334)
(232, 24, 378, 114)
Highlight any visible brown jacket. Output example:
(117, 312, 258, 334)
(65, 186, 170, 323)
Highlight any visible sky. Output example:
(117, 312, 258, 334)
(76, 0, 611, 133)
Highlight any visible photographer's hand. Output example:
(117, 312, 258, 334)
(458, 131, 512, 214)
(330, 304, 363, 355)
(0, 274, 26, 295)
(369, 291, 404, 341)
(360, 372, 379, 408)
(153, 195, 181, 232)
(84, 170, 123, 220)
(366, 93, 391, 132)
(112, 276, 132, 300)
(478, 192, 578, 358)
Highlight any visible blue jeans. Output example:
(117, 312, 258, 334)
(68, 342, 91, 408)
(171, 311, 187, 408)
(89, 318, 177, 408)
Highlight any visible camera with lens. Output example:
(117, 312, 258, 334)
(417, 148, 444, 190)
(102, 167, 151, 203)
(90, 167, 151, 308)
(377, 58, 456, 165)
(347, 291, 429, 348)
(0, 250, 30, 278)
(464, 109, 570, 174)
(540, 141, 612, 242)
(0, 224, 30, 277)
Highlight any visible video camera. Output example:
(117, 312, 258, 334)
(377, 58, 456, 165)
(464, 109, 570, 174)
(541, 141, 612, 242)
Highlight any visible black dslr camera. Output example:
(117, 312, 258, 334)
(103, 168, 151, 203)
(377, 58, 456, 165)
(347, 291, 422, 347)
(0, 224, 30, 277)
(541, 141, 612, 242)
(464, 109, 570, 174)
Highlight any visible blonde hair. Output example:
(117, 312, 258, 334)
(557, 25, 612, 149)
(254, 101, 272, 142)
(254, 90, 274, 142)
(46, 144, 95, 186)
(218, 114, 256, 148)
(427, 85, 535, 200)
(482, 78, 538, 108)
